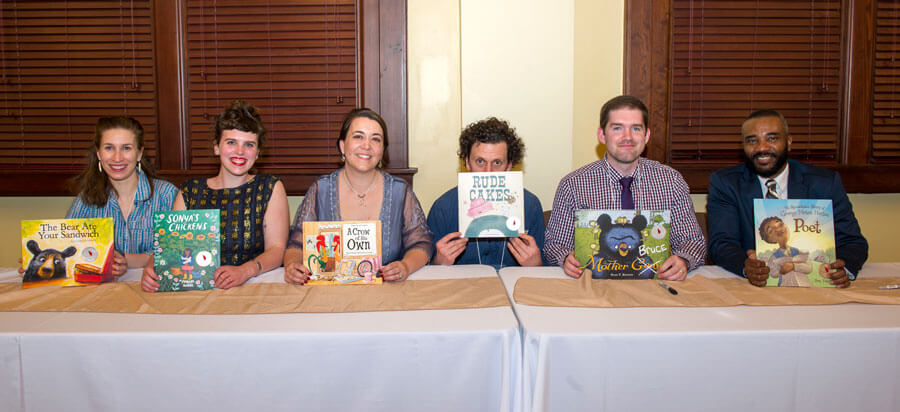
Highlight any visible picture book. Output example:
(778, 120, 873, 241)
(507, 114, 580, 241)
(302, 220, 382, 285)
(573, 209, 671, 279)
(458, 171, 525, 238)
(152, 210, 220, 292)
(753, 199, 836, 287)
(20, 218, 115, 288)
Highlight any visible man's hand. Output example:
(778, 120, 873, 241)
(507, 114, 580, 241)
(507, 233, 542, 266)
(744, 250, 770, 287)
(656, 255, 689, 281)
(432, 232, 468, 265)
(563, 252, 584, 278)
(821, 259, 851, 288)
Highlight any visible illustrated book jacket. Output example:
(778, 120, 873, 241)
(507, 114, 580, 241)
(458, 171, 525, 238)
(153, 209, 220, 292)
(303, 220, 383, 285)
(573, 209, 671, 279)
(21, 218, 115, 288)
(753, 199, 836, 287)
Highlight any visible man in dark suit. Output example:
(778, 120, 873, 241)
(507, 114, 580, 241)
(707, 109, 868, 288)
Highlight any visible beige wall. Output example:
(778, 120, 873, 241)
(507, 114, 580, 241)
(1, 0, 896, 267)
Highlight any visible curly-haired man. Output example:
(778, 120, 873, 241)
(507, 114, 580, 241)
(426, 117, 545, 269)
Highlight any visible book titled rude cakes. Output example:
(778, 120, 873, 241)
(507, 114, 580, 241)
(21, 218, 115, 288)
(753, 199, 836, 287)
(302, 221, 382, 285)
(458, 171, 525, 238)
(573, 209, 671, 279)
(152, 210, 220, 292)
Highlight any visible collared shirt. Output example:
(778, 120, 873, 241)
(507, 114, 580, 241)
(543, 156, 706, 269)
(756, 163, 790, 199)
(66, 170, 178, 254)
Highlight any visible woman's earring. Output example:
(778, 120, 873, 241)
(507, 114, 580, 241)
(98, 162, 103, 173)
(138, 161, 142, 174)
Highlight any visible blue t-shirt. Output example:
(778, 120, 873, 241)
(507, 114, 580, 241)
(426, 186, 545, 269)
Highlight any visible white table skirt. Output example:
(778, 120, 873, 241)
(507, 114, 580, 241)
(0, 265, 522, 412)
(499, 263, 900, 412)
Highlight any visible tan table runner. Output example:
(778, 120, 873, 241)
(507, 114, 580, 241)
(0, 278, 510, 314)
(513, 275, 900, 308)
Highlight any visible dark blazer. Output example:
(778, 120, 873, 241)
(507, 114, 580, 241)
(707, 159, 868, 276)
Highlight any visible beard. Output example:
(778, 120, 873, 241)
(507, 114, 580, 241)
(745, 149, 788, 178)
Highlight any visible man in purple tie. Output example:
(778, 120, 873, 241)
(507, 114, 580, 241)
(544, 95, 706, 279)
(706, 109, 868, 288)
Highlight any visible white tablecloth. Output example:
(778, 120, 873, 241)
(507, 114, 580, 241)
(0, 265, 521, 412)
(499, 263, 900, 412)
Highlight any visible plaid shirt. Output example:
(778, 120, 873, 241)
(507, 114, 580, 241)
(543, 156, 706, 269)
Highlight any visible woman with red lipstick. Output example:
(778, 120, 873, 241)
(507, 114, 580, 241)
(67, 116, 178, 276)
(140, 101, 289, 291)
(282, 108, 434, 284)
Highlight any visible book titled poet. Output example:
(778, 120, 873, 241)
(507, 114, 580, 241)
(573, 209, 671, 279)
(302, 221, 382, 285)
(458, 171, 525, 238)
(21, 218, 115, 288)
(753, 199, 836, 288)
(152, 210, 220, 292)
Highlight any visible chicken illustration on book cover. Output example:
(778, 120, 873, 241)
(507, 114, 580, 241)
(458, 171, 524, 238)
(152, 210, 220, 292)
(573, 209, 671, 279)
(303, 220, 382, 285)
(753, 199, 836, 287)
(20, 218, 115, 288)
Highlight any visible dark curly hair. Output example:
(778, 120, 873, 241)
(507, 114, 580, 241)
(758, 216, 784, 244)
(457, 117, 524, 166)
(213, 100, 267, 148)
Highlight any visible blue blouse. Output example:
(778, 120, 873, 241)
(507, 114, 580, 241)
(66, 170, 177, 254)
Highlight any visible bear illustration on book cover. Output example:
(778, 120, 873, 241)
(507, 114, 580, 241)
(152, 210, 220, 292)
(21, 218, 115, 288)
(303, 220, 382, 285)
(753, 199, 836, 287)
(458, 171, 524, 238)
(573, 209, 671, 279)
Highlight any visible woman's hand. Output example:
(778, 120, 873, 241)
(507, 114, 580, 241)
(141, 265, 160, 292)
(213, 264, 256, 289)
(380, 260, 410, 282)
(112, 250, 128, 276)
(284, 261, 311, 285)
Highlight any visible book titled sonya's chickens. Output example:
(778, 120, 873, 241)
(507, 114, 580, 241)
(20, 218, 115, 288)
(573, 210, 671, 279)
(753, 199, 836, 287)
(458, 171, 525, 238)
(302, 221, 383, 285)
(152, 210, 220, 292)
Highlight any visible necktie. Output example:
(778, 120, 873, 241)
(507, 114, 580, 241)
(620, 176, 634, 209)
(765, 178, 778, 199)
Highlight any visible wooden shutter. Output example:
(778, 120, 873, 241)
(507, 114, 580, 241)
(873, 1, 900, 163)
(0, 1, 157, 169)
(669, 1, 842, 164)
(185, 0, 357, 171)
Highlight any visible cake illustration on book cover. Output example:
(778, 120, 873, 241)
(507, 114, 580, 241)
(573, 209, 671, 279)
(20, 218, 115, 288)
(303, 220, 382, 285)
(753, 199, 836, 287)
(458, 171, 524, 238)
(152, 210, 220, 292)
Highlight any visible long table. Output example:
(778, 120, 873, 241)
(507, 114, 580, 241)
(0, 265, 521, 412)
(498, 263, 900, 412)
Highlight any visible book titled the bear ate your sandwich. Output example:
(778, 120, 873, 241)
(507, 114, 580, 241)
(21, 218, 115, 288)
(573, 209, 671, 279)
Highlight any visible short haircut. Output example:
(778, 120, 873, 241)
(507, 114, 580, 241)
(758, 216, 784, 243)
(599, 95, 649, 130)
(457, 117, 524, 166)
(744, 109, 789, 136)
(214, 100, 268, 148)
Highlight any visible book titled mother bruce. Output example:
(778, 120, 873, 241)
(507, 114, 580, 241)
(152, 210, 220, 292)
(573, 209, 671, 279)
